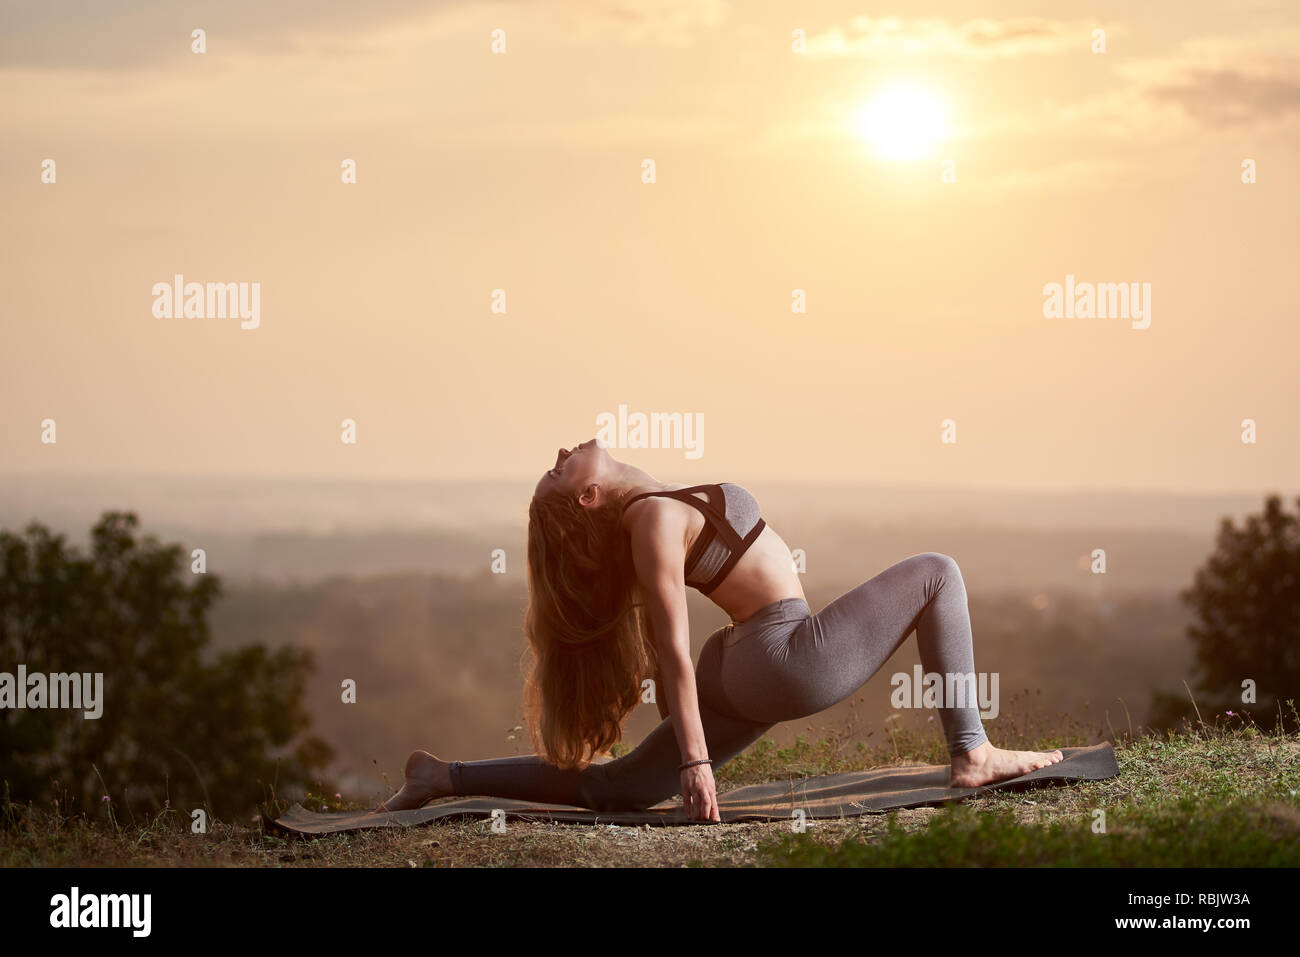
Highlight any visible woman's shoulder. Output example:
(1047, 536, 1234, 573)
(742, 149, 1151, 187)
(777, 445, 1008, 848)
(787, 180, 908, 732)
(623, 483, 712, 508)
(620, 484, 704, 531)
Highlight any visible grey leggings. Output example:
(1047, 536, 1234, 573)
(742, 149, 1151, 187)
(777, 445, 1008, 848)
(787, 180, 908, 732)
(448, 552, 989, 811)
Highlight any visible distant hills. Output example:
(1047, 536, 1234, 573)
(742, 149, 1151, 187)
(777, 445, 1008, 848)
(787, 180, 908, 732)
(0, 472, 1277, 593)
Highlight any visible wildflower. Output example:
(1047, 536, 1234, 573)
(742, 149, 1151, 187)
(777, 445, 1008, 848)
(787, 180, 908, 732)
(101, 795, 110, 803)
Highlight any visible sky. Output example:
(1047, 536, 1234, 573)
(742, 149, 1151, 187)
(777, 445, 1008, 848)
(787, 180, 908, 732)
(2, 0, 1297, 493)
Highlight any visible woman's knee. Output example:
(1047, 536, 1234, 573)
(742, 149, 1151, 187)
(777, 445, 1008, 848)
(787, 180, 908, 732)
(909, 552, 965, 600)
(914, 551, 961, 580)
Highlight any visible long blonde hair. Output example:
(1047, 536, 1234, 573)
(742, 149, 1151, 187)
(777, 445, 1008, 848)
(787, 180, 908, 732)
(521, 486, 659, 770)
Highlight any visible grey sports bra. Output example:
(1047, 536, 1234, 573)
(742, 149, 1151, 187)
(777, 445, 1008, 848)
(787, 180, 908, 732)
(623, 483, 767, 594)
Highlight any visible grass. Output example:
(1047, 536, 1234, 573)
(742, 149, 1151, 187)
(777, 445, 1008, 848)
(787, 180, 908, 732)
(2, 702, 1296, 867)
(755, 728, 1300, 867)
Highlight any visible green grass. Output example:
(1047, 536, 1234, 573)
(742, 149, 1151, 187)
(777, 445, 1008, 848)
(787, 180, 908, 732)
(754, 716, 1300, 867)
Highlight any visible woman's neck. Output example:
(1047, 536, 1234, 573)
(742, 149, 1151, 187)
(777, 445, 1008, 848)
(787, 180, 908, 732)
(606, 462, 669, 502)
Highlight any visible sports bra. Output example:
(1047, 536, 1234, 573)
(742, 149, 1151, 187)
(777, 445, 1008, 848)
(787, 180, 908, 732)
(623, 483, 767, 595)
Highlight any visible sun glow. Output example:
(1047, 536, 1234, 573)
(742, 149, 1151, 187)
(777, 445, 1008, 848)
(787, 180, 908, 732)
(853, 83, 950, 161)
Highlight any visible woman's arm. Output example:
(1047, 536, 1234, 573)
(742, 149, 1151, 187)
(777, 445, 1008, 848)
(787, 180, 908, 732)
(625, 498, 719, 820)
(655, 631, 709, 764)
(626, 502, 707, 760)
(653, 664, 671, 720)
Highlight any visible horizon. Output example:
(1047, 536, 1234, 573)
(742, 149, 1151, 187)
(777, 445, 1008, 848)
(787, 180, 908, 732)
(0, 466, 1295, 501)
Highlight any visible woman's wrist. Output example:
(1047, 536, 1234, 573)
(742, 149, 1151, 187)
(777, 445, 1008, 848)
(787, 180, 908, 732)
(679, 757, 712, 771)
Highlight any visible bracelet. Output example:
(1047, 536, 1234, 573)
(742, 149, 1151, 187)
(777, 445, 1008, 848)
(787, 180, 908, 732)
(679, 757, 712, 771)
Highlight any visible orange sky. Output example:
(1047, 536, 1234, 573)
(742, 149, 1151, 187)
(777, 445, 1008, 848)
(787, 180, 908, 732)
(2, 1, 1297, 493)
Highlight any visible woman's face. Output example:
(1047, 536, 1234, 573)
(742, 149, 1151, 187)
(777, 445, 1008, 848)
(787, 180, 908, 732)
(535, 437, 611, 502)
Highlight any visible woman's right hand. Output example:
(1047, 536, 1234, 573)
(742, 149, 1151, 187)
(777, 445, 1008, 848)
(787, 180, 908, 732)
(680, 763, 720, 822)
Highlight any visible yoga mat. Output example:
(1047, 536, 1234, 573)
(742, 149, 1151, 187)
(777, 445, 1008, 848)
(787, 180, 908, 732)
(266, 741, 1117, 836)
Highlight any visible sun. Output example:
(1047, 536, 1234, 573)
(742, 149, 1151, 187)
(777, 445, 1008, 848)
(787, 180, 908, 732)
(853, 83, 950, 161)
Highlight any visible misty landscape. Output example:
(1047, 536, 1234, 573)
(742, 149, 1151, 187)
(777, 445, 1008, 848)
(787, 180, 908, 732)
(1, 472, 1257, 801)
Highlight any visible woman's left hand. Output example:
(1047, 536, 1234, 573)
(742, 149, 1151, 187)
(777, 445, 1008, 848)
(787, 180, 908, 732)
(680, 763, 720, 822)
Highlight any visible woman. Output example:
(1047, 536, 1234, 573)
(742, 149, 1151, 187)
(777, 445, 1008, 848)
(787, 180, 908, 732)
(376, 438, 1062, 821)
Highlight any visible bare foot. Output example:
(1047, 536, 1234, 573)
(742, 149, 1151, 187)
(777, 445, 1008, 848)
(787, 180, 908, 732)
(948, 742, 1064, 789)
(371, 750, 452, 812)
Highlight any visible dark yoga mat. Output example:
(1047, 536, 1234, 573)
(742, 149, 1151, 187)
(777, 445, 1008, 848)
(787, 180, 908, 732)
(266, 741, 1117, 837)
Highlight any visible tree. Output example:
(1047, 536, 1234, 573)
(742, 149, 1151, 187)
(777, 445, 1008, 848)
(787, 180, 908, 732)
(0, 511, 333, 818)
(1151, 494, 1300, 733)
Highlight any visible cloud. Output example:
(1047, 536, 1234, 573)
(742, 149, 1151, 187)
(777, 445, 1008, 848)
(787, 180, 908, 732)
(1116, 33, 1300, 129)
(1144, 67, 1300, 126)
(975, 30, 1300, 139)
(0, 0, 733, 72)
(584, 0, 729, 32)
(0, 0, 458, 71)
(1025, 31, 1300, 136)
(803, 17, 1108, 60)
